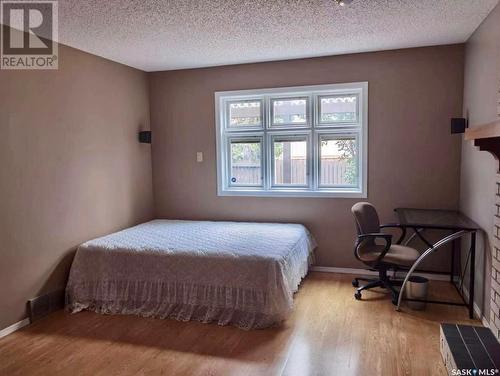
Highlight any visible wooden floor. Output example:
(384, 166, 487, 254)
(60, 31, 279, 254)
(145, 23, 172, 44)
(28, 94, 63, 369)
(0, 272, 478, 376)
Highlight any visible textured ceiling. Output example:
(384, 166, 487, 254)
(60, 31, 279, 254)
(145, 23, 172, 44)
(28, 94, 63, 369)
(54, 0, 498, 72)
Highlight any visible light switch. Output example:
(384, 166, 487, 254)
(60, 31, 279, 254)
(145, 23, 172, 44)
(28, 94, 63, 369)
(196, 152, 203, 162)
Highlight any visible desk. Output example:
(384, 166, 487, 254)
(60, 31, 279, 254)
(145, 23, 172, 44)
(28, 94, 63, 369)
(393, 208, 480, 319)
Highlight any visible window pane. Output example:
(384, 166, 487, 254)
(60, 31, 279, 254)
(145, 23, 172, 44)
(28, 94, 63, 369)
(272, 98, 308, 125)
(228, 100, 261, 127)
(273, 139, 307, 185)
(319, 137, 358, 186)
(319, 95, 357, 123)
(230, 140, 262, 185)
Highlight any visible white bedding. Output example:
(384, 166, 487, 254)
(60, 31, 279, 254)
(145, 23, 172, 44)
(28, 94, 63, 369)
(66, 220, 316, 329)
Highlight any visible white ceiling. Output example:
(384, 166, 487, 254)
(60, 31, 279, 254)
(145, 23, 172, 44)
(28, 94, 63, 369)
(54, 0, 498, 72)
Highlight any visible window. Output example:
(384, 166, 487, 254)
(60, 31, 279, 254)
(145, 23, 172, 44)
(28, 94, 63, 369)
(228, 99, 263, 128)
(318, 94, 358, 124)
(272, 135, 310, 187)
(271, 97, 309, 126)
(215, 82, 368, 197)
(229, 137, 263, 186)
(319, 134, 358, 187)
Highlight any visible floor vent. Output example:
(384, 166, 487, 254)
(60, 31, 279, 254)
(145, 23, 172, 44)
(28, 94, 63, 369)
(28, 289, 65, 322)
(440, 323, 500, 374)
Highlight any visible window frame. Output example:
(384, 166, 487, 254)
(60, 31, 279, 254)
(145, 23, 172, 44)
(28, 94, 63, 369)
(316, 93, 359, 126)
(227, 135, 264, 188)
(215, 82, 368, 198)
(226, 98, 264, 130)
(317, 132, 360, 189)
(269, 95, 311, 128)
(269, 132, 312, 189)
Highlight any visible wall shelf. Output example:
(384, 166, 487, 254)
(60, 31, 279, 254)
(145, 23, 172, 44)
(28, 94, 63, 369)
(464, 120, 500, 170)
(464, 120, 500, 141)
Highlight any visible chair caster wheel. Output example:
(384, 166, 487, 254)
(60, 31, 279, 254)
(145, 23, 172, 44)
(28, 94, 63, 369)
(352, 279, 359, 287)
(354, 291, 362, 300)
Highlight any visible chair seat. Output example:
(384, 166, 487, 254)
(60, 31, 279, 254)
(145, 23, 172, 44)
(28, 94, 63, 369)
(358, 244, 420, 266)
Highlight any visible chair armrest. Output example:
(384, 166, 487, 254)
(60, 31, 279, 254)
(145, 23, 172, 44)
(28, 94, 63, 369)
(380, 223, 407, 245)
(380, 223, 406, 229)
(355, 233, 392, 265)
(358, 232, 392, 241)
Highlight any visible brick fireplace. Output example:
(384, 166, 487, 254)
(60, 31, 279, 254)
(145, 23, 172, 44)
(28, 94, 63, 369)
(492, 175, 500, 338)
(466, 122, 500, 339)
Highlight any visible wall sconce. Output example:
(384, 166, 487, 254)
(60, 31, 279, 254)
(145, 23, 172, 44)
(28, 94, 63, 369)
(451, 118, 468, 134)
(138, 131, 151, 144)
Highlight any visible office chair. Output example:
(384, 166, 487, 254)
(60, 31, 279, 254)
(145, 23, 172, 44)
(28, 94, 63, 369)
(351, 202, 420, 304)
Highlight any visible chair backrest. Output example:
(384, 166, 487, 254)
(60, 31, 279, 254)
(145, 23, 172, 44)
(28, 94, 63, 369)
(351, 202, 380, 235)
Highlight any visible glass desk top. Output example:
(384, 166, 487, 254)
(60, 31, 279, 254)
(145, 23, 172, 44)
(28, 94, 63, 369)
(394, 208, 480, 231)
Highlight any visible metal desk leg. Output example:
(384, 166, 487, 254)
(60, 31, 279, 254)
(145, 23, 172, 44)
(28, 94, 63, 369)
(451, 238, 456, 283)
(469, 232, 476, 319)
(396, 230, 469, 311)
(403, 228, 424, 246)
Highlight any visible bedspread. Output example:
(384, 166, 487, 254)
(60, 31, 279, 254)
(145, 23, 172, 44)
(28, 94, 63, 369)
(66, 220, 316, 329)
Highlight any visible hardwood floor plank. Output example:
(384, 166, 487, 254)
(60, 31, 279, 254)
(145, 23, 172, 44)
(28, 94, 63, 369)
(0, 272, 478, 376)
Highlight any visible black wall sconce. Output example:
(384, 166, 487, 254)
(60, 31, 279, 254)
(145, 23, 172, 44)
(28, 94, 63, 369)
(138, 131, 151, 144)
(451, 118, 468, 134)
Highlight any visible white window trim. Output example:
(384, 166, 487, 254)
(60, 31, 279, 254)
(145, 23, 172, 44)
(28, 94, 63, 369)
(317, 132, 360, 189)
(226, 98, 264, 130)
(269, 132, 312, 189)
(215, 82, 368, 198)
(227, 135, 264, 188)
(316, 93, 359, 126)
(270, 96, 311, 128)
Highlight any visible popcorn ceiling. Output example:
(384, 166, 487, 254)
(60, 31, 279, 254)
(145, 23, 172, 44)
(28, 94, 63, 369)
(56, 0, 498, 72)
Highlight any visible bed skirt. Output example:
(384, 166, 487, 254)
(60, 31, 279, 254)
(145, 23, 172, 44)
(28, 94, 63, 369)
(67, 277, 306, 329)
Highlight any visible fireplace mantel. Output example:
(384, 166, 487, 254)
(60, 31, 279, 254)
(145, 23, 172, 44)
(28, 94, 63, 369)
(465, 120, 500, 167)
(465, 118, 500, 339)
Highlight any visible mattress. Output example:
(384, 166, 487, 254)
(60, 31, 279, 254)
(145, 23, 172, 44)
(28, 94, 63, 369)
(66, 220, 316, 329)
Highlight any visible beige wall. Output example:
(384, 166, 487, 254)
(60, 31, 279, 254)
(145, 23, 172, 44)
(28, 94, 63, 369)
(460, 3, 500, 320)
(150, 45, 465, 269)
(0, 34, 154, 330)
(0, 36, 470, 332)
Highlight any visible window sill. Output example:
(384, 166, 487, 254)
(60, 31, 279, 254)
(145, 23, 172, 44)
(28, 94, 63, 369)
(217, 188, 367, 198)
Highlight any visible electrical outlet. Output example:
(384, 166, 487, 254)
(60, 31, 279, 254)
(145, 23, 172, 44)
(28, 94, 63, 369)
(196, 152, 203, 162)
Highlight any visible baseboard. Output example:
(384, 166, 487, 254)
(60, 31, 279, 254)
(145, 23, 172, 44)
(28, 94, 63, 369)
(0, 318, 30, 340)
(310, 266, 450, 281)
(460, 283, 487, 323)
(0, 288, 65, 340)
(481, 316, 490, 328)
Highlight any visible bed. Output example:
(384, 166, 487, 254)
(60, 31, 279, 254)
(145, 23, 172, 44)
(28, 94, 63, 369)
(66, 220, 316, 329)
